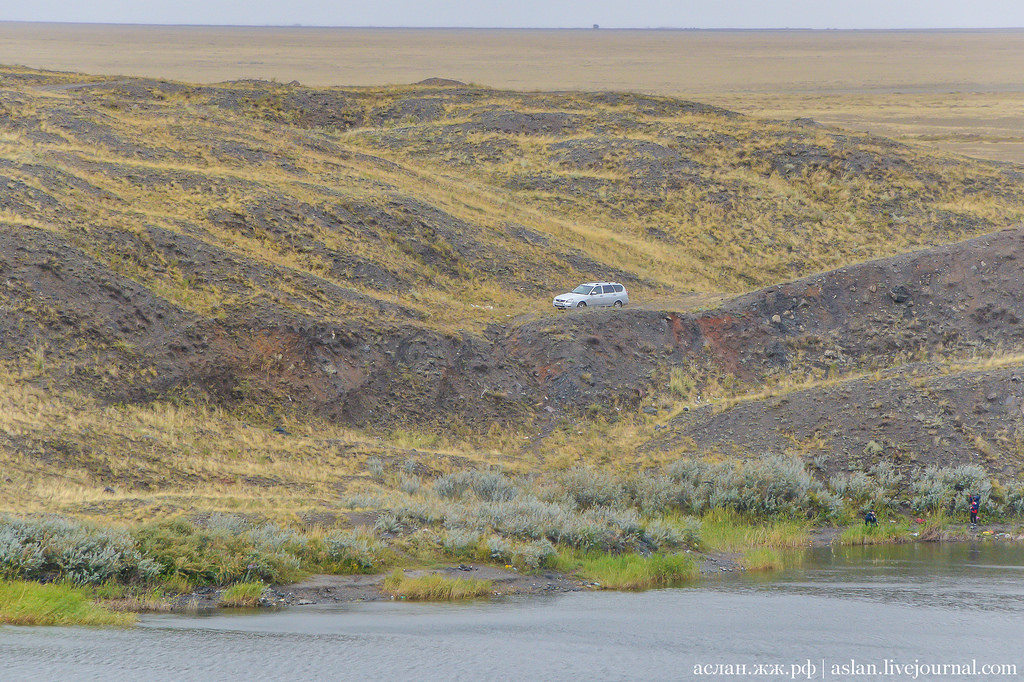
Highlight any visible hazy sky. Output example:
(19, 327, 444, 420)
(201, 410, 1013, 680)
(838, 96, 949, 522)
(6, 0, 1024, 29)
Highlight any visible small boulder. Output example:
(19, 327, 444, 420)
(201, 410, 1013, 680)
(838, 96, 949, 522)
(889, 285, 912, 304)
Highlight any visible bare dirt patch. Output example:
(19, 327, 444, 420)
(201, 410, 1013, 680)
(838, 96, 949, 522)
(259, 566, 587, 606)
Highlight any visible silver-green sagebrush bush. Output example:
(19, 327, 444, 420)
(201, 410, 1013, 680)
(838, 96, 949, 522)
(441, 529, 480, 557)
(1006, 485, 1024, 515)
(513, 539, 557, 569)
(625, 474, 677, 515)
(559, 466, 623, 510)
(374, 512, 404, 536)
(0, 516, 160, 585)
(434, 469, 518, 502)
(830, 471, 875, 505)
(399, 474, 422, 496)
(910, 464, 992, 514)
(641, 518, 694, 551)
(324, 530, 382, 572)
(666, 455, 837, 518)
(246, 523, 308, 554)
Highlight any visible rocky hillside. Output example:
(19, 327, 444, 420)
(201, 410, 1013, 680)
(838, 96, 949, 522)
(2, 64, 1024, 450)
(632, 227, 1024, 477)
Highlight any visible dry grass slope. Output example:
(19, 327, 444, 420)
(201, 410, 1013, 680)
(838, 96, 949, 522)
(3, 64, 1024, 521)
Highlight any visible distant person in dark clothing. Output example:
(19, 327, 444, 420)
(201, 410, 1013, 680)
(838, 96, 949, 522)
(864, 510, 878, 527)
(969, 495, 981, 526)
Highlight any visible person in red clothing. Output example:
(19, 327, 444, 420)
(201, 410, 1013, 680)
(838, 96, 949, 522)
(969, 494, 980, 526)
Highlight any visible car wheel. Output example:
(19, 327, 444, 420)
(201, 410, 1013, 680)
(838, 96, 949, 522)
(577, 301, 587, 308)
(613, 300, 622, 308)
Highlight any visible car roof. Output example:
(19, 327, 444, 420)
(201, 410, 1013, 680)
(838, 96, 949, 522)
(581, 281, 623, 286)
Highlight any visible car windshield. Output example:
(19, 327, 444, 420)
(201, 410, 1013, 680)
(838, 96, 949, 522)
(572, 285, 594, 294)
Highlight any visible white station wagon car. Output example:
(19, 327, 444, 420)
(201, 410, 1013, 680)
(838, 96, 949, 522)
(553, 282, 629, 309)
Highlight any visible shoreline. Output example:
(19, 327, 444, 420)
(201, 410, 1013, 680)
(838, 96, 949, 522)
(4, 511, 1021, 623)
(169, 523, 1023, 611)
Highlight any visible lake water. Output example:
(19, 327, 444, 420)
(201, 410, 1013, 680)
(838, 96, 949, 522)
(1, 542, 1022, 681)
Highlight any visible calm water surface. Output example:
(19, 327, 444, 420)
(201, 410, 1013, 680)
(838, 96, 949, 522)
(1, 543, 1022, 681)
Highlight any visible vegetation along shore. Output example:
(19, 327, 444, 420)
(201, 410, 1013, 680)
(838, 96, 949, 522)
(2, 457, 1022, 624)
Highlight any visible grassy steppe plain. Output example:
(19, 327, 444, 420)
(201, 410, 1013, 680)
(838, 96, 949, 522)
(2, 25, 1022, 162)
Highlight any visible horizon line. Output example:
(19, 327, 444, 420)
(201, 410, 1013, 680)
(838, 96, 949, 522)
(3, 20, 1024, 32)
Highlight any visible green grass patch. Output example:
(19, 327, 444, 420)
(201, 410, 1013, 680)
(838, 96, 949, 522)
(738, 547, 806, 572)
(839, 518, 912, 545)
(552, 550, 699, 590)
(219, 581, 264, 607)
(381, 569, 493, 601)
(739, 548, 783, 572)
(87, 581, 174, 613)
(132, 519, 304, 586)
(0, 580, 135, 626)
(698, 509, 810, 552)
(98, 589, 175, 614)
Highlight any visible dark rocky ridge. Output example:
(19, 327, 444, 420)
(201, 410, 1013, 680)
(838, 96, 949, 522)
(4, 217, 1024, 446)
(507, 227, 1024, 404)
(643, 363, 1024, 478)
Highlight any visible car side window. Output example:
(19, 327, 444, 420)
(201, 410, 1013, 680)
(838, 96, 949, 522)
(603, 285, 615, 294)
(614, 285, 623, 293)
(590, 288, 599, 295)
